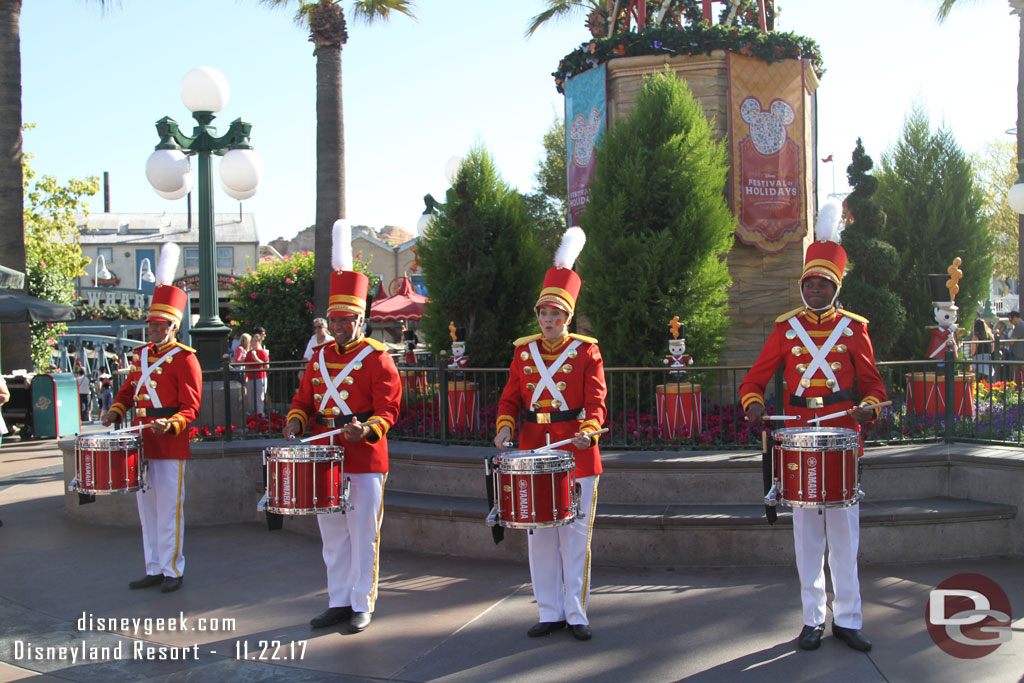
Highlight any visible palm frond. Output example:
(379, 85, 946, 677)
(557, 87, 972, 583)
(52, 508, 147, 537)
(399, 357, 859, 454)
(352, 0, 416, 24)
(935, 0, 982, 22)
(525, 0, 593, 38)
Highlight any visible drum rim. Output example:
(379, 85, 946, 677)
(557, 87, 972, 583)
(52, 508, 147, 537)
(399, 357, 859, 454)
(495, 449, 574, 473)
(76, 434, 142, 448)
(773, 426, 859, 449)
(265, 445, 343, 461)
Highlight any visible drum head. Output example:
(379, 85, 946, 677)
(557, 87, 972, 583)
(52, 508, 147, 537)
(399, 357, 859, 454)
(773, 426, 859, 450)
(495, 449, 574, 473)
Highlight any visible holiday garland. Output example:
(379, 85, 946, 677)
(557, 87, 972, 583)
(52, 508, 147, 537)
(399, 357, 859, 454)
(553, 25, 823, 93)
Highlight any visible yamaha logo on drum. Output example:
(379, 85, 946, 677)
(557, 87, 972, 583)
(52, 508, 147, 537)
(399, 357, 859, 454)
(518, 479, 530, 519)
(806, 456, 819, 499)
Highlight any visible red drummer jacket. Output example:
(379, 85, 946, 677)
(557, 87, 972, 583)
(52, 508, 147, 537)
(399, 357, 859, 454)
(739, 307, 887, 435)
(108, 340, 203, 460)
(287, 336, 402, 474)
(496, 333, 607, 478)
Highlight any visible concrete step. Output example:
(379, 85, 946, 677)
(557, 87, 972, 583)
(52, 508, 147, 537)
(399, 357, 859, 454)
(386, 441, 956, 505)
(374, 491, 1015, 567)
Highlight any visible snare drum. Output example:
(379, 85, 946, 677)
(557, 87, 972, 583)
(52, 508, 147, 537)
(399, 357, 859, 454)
(262, 445, 349, 515)
(767, 427, 862, 509)
(70, 433, 144, 494)
(491, 450, 578, 529)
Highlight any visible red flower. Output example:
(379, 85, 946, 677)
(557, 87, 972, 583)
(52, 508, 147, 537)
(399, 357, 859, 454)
(250, 293, 257, 298)
(285, 278, 293, 284)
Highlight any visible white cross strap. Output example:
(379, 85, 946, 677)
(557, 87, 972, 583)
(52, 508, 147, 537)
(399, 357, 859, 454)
(134, 346, 181, 409)
(788, 315, 850, 397)
(528, 340, 582, 408)
(318, 343, 375, 415)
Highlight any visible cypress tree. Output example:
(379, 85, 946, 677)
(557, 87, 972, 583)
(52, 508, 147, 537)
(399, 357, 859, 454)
(577, 69, 734, 366)
(875, 107, 992, 360)
(837, 138, 906, 359)
(417, 145, 546, 367)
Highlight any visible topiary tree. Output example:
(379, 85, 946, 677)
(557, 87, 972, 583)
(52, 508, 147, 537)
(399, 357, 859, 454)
(523, 117, 568, 256)
(577, 69, 734, 367)
(837, 138, 906, 359)
(229, 250, 372, 360)
(417, 144, 547, 367)
(875, 107, 993, 360)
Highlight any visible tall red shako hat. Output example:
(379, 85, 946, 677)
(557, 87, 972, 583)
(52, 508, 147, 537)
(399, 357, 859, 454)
(147, 243, 187, 326)
(327, 219, 368, 318)
(802, 198, 847, 290)
(536, 226, 586, 316)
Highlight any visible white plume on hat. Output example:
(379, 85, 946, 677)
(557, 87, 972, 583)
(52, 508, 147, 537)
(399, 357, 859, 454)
(814, 198, 845, 243)
(332, 219, 352, 272)
(554, 226, 586, 269)
(154, 243, 180, 287)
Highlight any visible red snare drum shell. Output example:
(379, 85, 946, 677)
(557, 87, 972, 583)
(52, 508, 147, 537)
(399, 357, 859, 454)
(771, 428, 861, 509)
(264, 446, 345, 515)
(494, 451, 576, 529)
(72, 435, 142, 494)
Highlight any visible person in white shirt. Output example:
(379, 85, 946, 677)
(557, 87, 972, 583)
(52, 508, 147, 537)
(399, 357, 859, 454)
(303, 318, 335, 361)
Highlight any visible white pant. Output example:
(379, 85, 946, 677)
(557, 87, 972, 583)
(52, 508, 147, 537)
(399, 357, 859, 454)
(527, 475, 598, 625)
(136, 459, 186, 578)
(793, 504, 862, 629)
(317, 472, 386, 614)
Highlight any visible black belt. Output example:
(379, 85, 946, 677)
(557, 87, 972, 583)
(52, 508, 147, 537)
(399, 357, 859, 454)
(525, 408, 585, 424)
(142, 406, 179, 418)
(315, 410, 373, 427)
(789, 390, 854, 409)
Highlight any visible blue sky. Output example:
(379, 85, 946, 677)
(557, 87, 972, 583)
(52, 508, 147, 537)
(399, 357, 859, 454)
(19, 0, 1019, 244)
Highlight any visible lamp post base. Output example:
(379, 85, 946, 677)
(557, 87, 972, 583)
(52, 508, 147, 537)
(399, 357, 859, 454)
(189, 324, 231, 371)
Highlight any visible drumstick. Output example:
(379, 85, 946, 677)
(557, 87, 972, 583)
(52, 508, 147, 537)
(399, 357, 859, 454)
(533, 428, 610, 452)
(299, 417, 385, 443)
(806, 400, 894, 425)
(764, 415, 799, 421)
(109, 424, 151, 434)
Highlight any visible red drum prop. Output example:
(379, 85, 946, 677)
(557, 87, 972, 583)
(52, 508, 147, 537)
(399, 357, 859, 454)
(766, 427, 862, 509)
(905, 371, 975, 418)
(261, 445, 349, 515)
(69, 433, 144, 494)
(490, 450, 578, 529)
(446, 381, 478, 432)
(400, 370, 428, 396)
(656, 382, 702, 439)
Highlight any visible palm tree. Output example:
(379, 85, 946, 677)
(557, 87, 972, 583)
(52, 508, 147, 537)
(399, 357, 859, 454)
(0, 0, 113, 372)
(261, 0, 415, 316)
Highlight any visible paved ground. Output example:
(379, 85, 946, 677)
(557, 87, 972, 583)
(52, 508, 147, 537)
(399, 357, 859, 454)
(0, 432, 1022, 682)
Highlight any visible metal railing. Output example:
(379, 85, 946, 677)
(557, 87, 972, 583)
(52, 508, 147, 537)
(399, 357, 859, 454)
(111, 351, 1024, 449)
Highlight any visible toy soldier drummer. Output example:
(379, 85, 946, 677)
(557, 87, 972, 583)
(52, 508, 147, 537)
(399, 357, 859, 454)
(925, 258, 964, 361)
(102, 244, 203, 594)
(283, 220, 403, 634)
(739, 199, 887, 653)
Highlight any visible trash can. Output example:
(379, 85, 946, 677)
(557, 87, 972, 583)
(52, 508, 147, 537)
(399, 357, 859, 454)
(1, 374, 34, 439)
(31, 373, 80, 439)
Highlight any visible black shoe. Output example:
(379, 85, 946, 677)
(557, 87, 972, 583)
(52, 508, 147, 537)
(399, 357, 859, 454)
(160, 576, 183, 593)
(569, 623, 593, 641)
(832, 624, 872, 652)
(527, 621, 566, 638)
(129, 574, 164, 590)
(798, 623, 824, 650)
(348, 611, 372, 633)
(310, 606, 352, 629)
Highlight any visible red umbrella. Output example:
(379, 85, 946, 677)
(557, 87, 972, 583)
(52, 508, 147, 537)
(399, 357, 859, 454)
(368, 275, 428, 322)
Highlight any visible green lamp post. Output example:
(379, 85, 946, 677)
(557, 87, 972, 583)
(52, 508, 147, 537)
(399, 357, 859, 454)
(145, 67, 263, 369)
